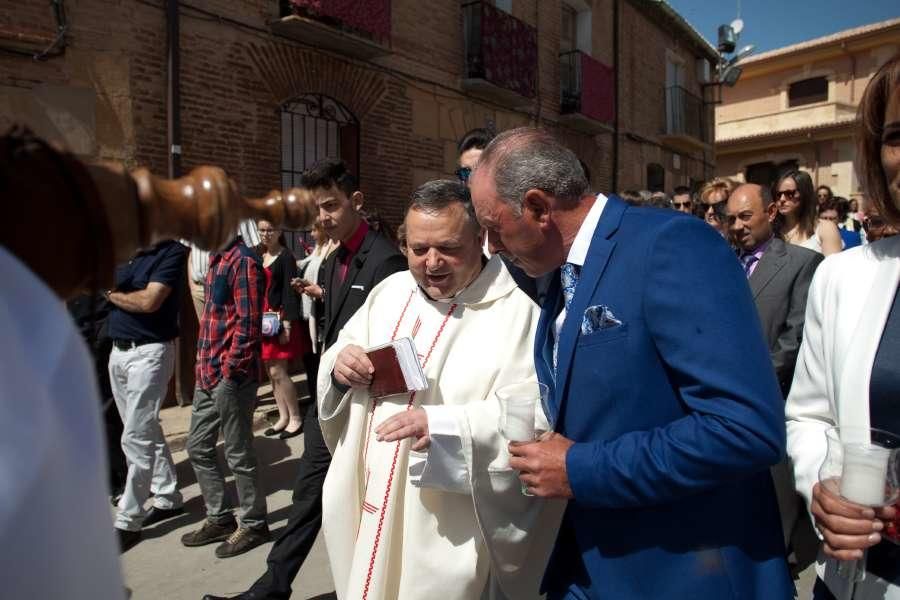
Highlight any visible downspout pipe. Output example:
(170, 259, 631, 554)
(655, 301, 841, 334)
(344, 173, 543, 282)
(167, 0, 182, 178)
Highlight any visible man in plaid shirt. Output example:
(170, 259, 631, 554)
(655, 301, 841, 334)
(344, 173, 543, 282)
(182, 235, 270, 558)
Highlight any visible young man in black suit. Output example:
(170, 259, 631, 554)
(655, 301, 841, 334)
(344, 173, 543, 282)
(202, 159, 406, 600)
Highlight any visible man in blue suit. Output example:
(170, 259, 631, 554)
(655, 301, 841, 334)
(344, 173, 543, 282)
(469, 127, 793, 599)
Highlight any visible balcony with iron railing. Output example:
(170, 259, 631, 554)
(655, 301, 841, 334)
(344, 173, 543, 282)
(271, 0, 391, 59)
(462, 1, 537, 106)
(661, 85, 709, 151)
(560, 50, 615, 132)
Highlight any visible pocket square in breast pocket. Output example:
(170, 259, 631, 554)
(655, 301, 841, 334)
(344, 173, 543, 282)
(582, 305, 623, 335)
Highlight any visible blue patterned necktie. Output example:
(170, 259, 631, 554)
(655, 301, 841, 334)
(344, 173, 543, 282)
(554, 262, 581, 374)
(561, 262, 581, 312)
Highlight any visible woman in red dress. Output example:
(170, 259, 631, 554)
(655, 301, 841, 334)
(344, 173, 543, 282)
(256, 220, 310, 438)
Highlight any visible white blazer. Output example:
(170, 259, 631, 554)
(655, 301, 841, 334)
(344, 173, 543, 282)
(787, 235, 900, 600)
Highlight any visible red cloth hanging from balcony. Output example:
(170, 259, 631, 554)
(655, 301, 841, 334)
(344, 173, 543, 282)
(580, 53, 615, 124)
(290, 0, 391, 43)
(480, 2, 537, 98)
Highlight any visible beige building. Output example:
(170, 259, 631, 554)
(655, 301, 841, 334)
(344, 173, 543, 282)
(715, 18, 900, 200)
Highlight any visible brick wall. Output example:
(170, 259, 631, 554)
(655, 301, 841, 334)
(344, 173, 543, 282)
(615, 0, 715, 192)
(0, 0, 715, 223)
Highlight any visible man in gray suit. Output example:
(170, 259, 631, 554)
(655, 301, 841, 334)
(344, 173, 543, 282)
(726, 182, 823, 575)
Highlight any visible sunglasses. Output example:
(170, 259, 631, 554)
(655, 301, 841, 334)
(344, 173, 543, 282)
(455, 166, 472, 183)
(776, 189, 800, 200)
(672, 201, 692, 209)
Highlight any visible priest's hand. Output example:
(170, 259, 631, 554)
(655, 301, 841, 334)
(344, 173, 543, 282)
(376, 408, 430, 451)
(333, 344, 374, 388)
(509, 432, 575, 499)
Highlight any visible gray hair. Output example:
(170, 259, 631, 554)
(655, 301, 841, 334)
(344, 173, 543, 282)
(407, 179, 479, 232)
(476, 127, 589, 214)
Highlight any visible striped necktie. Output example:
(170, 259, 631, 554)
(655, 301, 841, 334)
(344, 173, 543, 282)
(740, 253, 759, 277)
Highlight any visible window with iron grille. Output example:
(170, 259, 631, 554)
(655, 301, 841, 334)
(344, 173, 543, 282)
(279, 94, 360, 254)
(280, 94, 359, 190)
(788, 77, 828, 107)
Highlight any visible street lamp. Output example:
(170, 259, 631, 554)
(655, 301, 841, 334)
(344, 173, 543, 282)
(710, 19, 753, 91)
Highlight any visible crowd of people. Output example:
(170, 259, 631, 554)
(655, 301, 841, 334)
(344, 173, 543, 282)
(2, 52, 898, 600)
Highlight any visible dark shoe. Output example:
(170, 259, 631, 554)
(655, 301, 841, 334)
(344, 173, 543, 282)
(181, 518, 237, 547)
(117, 528, 141, 553)
(214, 525, 271, 558)
(143, 505, 185, 527)
(201, 593, 259, 600)
(263, 426, 284, 437)
(278, 423, 303, 439)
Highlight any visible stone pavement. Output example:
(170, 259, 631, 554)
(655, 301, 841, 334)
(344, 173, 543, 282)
(121, 375, 335, 600)
(121, 375, 818, 599)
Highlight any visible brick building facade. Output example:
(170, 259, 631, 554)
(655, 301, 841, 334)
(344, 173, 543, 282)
(2, 0, 716, 224)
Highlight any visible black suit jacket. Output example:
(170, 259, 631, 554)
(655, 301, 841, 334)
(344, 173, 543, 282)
(317, 229, 407, 351)
(749, 237, 823, 397)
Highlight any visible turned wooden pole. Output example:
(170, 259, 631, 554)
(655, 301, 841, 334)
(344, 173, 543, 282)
(2, 128, 316, 299)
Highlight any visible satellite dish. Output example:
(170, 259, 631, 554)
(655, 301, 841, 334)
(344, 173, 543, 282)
(731, 18, 744, 35)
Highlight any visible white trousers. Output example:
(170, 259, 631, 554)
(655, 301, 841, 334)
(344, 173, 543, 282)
(109, 341, 182, 531)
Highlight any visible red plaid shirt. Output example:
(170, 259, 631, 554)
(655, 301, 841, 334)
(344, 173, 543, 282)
(196, 239, 264, 391)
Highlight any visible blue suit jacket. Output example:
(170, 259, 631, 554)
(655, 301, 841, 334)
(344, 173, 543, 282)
(537, 196, 793, 599)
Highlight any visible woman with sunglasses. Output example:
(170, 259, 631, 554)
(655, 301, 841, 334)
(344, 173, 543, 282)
(775, 169, 842, 256)
(786, 54, 900, 600)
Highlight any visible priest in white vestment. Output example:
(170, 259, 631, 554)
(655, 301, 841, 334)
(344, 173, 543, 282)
(317, 180, 565, 600)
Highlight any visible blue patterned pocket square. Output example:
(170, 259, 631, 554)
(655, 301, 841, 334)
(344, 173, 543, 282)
(582, 305, 623, 335)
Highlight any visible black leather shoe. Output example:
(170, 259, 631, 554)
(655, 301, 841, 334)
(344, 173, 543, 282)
(214, 525, 271, 558)
(181, 518, 237, 547)
(117, 528, 141, 553)
(143, 505, 185, 527)
(263, 426, 284, 437)
(278, 424, 303, 439)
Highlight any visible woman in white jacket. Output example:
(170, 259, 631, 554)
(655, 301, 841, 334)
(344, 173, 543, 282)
(786, 54, 900, 600)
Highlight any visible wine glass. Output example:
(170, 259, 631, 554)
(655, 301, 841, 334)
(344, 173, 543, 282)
(496, 381, 549, 496)
(818, 426, 900, 590)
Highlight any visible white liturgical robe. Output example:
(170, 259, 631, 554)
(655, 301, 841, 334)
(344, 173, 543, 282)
(318, 255, 565, 600)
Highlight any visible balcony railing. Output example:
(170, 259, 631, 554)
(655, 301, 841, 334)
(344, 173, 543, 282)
(462, 1, 537, 101)
(560, 50, 615, 126)
(664, 85, 707, 143)
(282, 0, 390, 43)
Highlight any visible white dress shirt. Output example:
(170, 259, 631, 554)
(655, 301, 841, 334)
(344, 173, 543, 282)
(554, 193, 608, 341)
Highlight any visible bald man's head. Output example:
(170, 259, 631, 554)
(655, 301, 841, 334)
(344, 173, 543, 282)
(726, 183, 778, 251)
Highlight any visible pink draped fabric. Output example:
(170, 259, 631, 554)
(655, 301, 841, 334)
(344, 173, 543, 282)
(480, 2, 537, 98)
(291, 0, 391, 43)
(579, 52, 615, 123)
